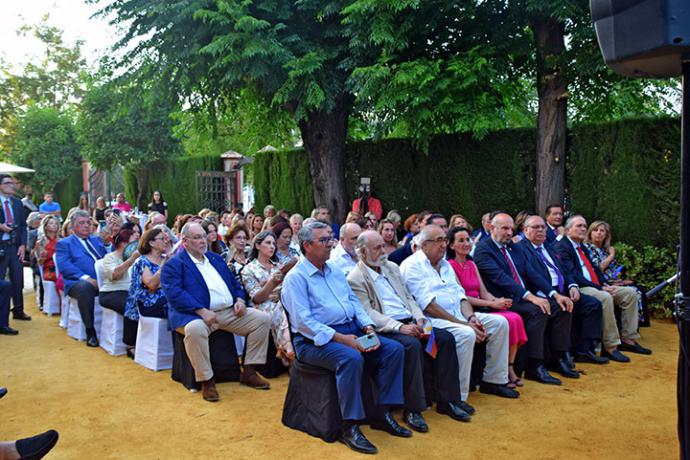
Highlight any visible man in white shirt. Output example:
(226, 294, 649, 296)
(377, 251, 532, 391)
(400, 225, 518, 407)
(328, 223, 361, 277)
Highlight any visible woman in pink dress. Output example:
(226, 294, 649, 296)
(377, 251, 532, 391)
(447, 226, 528, 388)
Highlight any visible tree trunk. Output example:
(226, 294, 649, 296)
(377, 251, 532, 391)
(297, 95, 352, 223)
(136, 166, 149, 211)
(532, 17, 568, 215)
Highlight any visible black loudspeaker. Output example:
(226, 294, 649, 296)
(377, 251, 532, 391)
(591, 0, 690, 77)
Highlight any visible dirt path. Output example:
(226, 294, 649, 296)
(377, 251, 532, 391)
(1, 295, 679, 459)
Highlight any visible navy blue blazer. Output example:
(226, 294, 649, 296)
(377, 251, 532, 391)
(545, 225, 559, 243)
(55, 234, 107, 294)
(473, 236, 543, 302)
(0, 195, 26, 246)
(388, 240, 413, 266)
(161, 250, 246, 331)
(516, 239, 575, 295)
(554, 237, 605, 290)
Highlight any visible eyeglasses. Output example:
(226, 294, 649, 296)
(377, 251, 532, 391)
(1, 181, 14, 186)
(428, 237, 449, 244)
(527, 225, 546, 230)
(313, 237, 335, 245)
(153, 236, 168, 242)
(187, 235, 206, 241)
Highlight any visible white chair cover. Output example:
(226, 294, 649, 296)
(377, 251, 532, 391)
(134, 316, 173, 371)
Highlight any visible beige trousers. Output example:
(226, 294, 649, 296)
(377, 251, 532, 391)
(177, 307, 271, 382)
(580, 286, 640, 349)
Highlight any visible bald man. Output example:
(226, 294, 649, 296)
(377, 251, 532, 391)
(328, 223, 362, 277)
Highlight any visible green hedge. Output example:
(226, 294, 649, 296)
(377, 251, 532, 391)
(53, 166, 84, 219)
(124, 154, 223, 221)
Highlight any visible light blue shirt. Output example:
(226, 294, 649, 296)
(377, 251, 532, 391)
(39, 201, 61, 213)
(282, 256, 374, 346)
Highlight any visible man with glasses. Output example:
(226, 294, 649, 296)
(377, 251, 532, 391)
(282, 221, 406, 454)
(161, 222, 272, 402)
(400, 225, 517, 414)
(474, 213, 571, 385)
(0, 175, 29, 330)
(56, 210, 107, 346)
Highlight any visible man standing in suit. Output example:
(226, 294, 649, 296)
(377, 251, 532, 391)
(0, 174, 30, 325)
(518, 216, 608, 369)
(545, 204, 565, 243)
(348, 230, 472, 427)
(474, 212, 570, 385)
(161, 222, 272, 402)
(555, 215, 651, 362)
(56, 210, 107, 346)
(282, 222, 406, 454)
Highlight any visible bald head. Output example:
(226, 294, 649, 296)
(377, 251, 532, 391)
(356, 230, 387, 268)
(523, 215, 547, 245)
(490, 213, 514, 244)
(340, 223, 362, 256)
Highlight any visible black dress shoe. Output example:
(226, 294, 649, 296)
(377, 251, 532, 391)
(86, 335, 99, 348)
(457, 400, 476, 415)
(12, 312, 31, 321)
(618, 342, 652, 355)
(338, 425, 377, 454)
(15, 429, 59, 460)
(525, 365, 562, 385)
(370, 411, 412, 438)
(574, 350, 610, 364)
(0, 326, 19, 335)
(436, 401, 472, 422)
(480, 381, 520, 398)
(403, 411, 428, 433)
(602, 348, 630, 363)
(0, 387, 7, 399)
(549, 358, 580, 379)
(564, 352, 575, 369)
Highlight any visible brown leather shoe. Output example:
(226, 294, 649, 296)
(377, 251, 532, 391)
(201, 379, 219, 402)
(240, 370, 270, 390)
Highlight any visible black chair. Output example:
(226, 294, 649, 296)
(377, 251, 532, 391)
(171, 330, 241, 390)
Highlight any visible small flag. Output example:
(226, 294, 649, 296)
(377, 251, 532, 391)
(425, 327, 438, 358)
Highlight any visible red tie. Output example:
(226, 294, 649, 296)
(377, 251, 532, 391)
(577, 245, 600, 285)
(3, 199, 13, 225)
(500, 246, 524, 287)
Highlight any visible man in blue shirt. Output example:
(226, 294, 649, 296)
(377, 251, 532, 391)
(38, 192, 61, 217)
(282, 222, 406, 455)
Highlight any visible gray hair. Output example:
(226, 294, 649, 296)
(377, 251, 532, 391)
(298, 221, 330, 252)
(386, 210, 401, 225)
(289, 213, 303, 224)
(181, 221, 204, 237)
(71, 210, 90, 221)
(356, 231, 371, 251)
(565, 215, 585, 230)
(417, 225, 439, 244)
(524, 215, 544, 228)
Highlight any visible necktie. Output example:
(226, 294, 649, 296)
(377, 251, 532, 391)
(3, 199, 13, 225)
(83, 238, 101, 260)
(500, 246, 524, 287)
(577, 245, 600, 285)
(536, 246, 564, 292)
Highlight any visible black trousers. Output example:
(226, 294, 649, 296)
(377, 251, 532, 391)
(68, 281, 99, 333)
(571, 292, 603, 354)
(380, 332, 427, 413)
(509, 300, 548, 360)
(99, 290, 138, 347)
(0, 242, 24, 314)
(545, 297, 573, 353)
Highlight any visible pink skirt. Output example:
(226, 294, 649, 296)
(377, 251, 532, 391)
(491, 310, 528, 347)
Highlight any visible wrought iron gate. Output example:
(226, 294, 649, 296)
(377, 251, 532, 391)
(195, 170, 238, 212)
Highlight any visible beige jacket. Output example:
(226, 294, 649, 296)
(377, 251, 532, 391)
(347, 260, 425, 333)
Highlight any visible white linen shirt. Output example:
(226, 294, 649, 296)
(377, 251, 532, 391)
(328, 242, 357, 277)
(189, 251, 234, 310)
(365, 265, 412, 321)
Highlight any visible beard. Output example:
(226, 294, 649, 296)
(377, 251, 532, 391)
(367, 253, 388, 267)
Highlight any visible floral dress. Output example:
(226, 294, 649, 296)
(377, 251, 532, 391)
(241, 258, 292, 357)
(124, 256, 168, 321)
(275, 246, 299, 265)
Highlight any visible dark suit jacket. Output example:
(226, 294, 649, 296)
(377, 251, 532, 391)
(161, 250, 246, 330)
(0, 196, 26, 246)
(516, 239, 575, 295)
(55, 234, 107, 294)
(545, 225, 558, 243)
(473, 236, 544, 302)
(554, 237, 605, 290)
(388, 240, 413, 266)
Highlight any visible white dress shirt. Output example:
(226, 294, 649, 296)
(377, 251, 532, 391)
(189, 251, 234, 310)
(328, 242, 357, 277)
(365, 265, 412, 321)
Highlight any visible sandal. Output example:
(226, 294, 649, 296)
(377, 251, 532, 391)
(509, 363, 524, 388)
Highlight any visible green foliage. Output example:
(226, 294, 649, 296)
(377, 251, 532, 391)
(615, 243, 676, 318)
(11, 106, 82, 194)
(53, 166, 84, 218)
(123, 154, 223, 220)
(568, 117, 680, 247)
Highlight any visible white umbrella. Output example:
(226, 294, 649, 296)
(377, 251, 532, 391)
(0, 162, 35, 173)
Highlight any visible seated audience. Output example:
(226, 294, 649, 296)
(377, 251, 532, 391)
(517, 216, 607, 368)
(250, 214, 264, 239)
(447, 226, 528, 388)
(282, 222, 406, 454)
(378, 219, 398, 255)
(99, 228, 141, 356)
(111, 193, 132, 214)
(312, 205, 340, 239)
(35, 216, 61, 284)
(473, 213, 571, 385)
(264, 205, 277, 219)
(555, 215, 651, 361)
(271, 221, 299, 265)
(125, 228, 171, 324)
(241, 231, 295, 365)
(345, 211, 361, 224)
(56, 210, 107, 347)
(161, 222, 272, 402)
(201, 220, 223, 255)
(449, 214, 472, 232)
(60, 218, 73, 238)
(512, 211, 529, 243)
(289, 213, 303, 254)
(389, 213, 445, 265)
(544, 204, 565, 243)
(93, 196, 108, 222)
(328, 222, 362, 277)
(401, 224, 517, 411)
(400, 213, 419, 246)
(120, 221, 142, 259)
(348, 230, 470, 425)
(472, 212, 491, 242)
(223, 224, 250, 277)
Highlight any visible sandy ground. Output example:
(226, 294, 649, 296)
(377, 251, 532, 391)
(1, 292, 680, 459)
